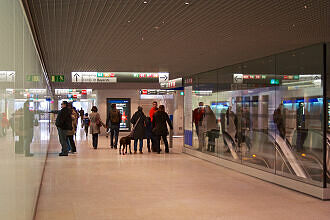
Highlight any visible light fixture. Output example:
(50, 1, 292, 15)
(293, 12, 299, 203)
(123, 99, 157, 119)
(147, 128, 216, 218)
(143, 1, 147, 3)
(128, 20, 131, 23)
(185, 2, 189, 5)
(304, 5, 307, 9)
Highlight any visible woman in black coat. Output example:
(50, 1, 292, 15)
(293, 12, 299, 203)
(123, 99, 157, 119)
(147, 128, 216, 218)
(131, 106, 146, 153)
(152, 105, 173, 154)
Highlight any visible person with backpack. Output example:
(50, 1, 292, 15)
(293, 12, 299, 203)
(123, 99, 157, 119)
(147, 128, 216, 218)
(83, 113, 90, 137)
(107, 104, 122, 149)
(130, 106, 146, 154)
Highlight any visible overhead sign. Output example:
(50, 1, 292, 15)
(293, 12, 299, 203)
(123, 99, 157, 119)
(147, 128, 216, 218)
(0, 71, 15, 82)
(51, 75, 65, 82)
(27, 75, 40, 82)
(55, 89, 92, 95)
(233, 74, 243, 84)
(232, 73, 321, 84)
(139, 89, 175, 95)
(72, 72, 169, 83)
(160, 78, 183, 88)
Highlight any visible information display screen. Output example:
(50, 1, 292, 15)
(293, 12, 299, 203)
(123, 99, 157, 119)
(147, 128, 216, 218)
(107, 98, 131, 131)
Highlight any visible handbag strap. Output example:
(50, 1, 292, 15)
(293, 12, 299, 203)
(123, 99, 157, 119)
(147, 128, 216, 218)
(132, 116, 141, 131)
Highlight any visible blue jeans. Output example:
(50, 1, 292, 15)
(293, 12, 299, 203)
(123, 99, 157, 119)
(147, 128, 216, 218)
(92, 134, 98, 149)
(134, 138, 143, 152)
(57, 127, 69, 154)
(110, 124, 120, 148)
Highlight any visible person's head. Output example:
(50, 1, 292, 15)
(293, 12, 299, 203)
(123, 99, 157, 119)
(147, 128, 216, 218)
(158, 105, 165, 112)
(67, 102, 73, 109)
(228, 106, 232, 111)
(91, 106, 98, 112)
(61, 101, 68, 109)
(73, 107, 76, 111)
(85, 113, 88, 116)
(138, 106, 143, 112)
(111, 104, 116, 109)
(204, 105, 212, 113)
(152, 101, 157, 108)
(199, 102, 204, 107)
(299, 102, 304, 107)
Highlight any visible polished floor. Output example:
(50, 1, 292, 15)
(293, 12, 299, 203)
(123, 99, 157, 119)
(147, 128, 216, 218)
(35, 127, 330, 220)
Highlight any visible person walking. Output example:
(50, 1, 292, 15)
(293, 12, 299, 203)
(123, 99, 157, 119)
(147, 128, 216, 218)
(201, 105, 217, 152)
(79, 108, 84, 127)
(107, 104, 122, 149)
(89, 106, 105, 149)
(152, 105, 173, 154)
(66, 103, 77, 153)
(131, 106, 146, 154)
(83, 113, 90, 137)
(55, 101, 73, 156)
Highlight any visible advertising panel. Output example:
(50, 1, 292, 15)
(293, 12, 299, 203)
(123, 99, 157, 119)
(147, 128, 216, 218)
(107, 98, 131, 131)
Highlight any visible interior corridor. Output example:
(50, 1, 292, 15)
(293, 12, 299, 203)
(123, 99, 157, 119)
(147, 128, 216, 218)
(35, 127, 330, 220)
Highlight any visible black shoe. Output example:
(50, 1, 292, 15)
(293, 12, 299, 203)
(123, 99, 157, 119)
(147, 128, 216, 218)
(111, 146, 113, 149)
(157, 151, 160, 154)
(165, 150, 169, 154)
(59, 153, 68, 156)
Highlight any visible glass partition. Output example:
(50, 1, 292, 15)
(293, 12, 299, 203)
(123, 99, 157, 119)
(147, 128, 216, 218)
(184, 43, 329, 189)
(0, 1, 51, 219)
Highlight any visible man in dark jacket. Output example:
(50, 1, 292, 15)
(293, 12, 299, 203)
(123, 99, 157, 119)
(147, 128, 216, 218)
(106, 104, 122, 149)
(131, 106, 146, 153)
(55, 101, 73, 156)
(152, 105, 173, 154)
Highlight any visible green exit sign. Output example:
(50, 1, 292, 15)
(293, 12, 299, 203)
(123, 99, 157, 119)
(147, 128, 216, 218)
(51, 75, 65, 82)
(27, 75, 40, 82)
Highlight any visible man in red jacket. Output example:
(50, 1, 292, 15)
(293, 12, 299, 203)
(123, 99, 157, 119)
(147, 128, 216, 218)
(149, 101, 158, 151)
(192, 102, 205, 135)
(149, 101, 158, 122)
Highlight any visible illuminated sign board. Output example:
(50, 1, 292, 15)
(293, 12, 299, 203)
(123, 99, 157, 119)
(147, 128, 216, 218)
(139, 89, 175, 95)
(72, 72, 169, 83)
(107, 98, 131, 131)
(55, 89, 92, 95)
(233, 73, 321, 85)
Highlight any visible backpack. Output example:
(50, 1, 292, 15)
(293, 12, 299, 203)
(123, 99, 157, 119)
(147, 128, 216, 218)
(110, 110, 120, 123)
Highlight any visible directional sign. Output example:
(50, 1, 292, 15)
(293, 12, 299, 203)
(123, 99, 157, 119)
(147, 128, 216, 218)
(159, 72, 169, 83)
(27, 75, 40, 82)
(233, 74, 243, 84)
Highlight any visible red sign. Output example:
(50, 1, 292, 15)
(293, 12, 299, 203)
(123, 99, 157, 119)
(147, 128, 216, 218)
(81, 90, 87, 95)
(141, 89, 148, 95)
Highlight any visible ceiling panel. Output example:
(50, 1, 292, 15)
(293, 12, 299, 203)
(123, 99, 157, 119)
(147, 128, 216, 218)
(25, 0, 330, 89)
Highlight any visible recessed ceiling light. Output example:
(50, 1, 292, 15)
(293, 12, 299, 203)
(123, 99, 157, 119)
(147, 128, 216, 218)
(185, 2, 189, 5)
(153, 26, 160, 30)
(304, 5, 307, 9)
(143, 1, 147, 3)
(128, 20, 131, 23)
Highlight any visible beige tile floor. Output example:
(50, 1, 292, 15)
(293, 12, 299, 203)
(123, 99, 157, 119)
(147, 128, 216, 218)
(35, 128, 330, 220)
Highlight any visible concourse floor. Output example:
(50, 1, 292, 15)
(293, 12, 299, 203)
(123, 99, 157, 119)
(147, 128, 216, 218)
(36, 127, 330, 220)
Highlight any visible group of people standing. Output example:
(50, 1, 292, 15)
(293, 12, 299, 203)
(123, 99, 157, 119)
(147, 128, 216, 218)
(55, 100, 173, 156)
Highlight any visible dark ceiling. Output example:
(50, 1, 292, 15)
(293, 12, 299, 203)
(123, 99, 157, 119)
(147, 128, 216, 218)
(25, 0, 330, 89)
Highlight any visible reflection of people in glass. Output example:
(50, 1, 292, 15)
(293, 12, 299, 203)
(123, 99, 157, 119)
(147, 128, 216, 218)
(296, 102, 308, 152)
(236, 106, 251, 151)
(193, 102, 205, 150)
(1, 113, 9, 136)
(225, 106, 237, 142)
(202, 105, 217, 152)
(273, 103, 286, 139)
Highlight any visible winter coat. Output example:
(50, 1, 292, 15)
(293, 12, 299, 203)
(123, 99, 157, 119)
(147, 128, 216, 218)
(89, 112, 104, 134)
(145, 117, 152, 138)
(149, 107, 158, 122)
(131, 110, 146, 139)
(152, 111, 173, 136)
(67, 110, 78, 136)
(56, 107, 73, 131)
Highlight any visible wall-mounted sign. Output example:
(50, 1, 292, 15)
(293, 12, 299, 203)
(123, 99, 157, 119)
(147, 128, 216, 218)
(51, 75, 65, 82)
(160, 78, 183, 88)
(0, 71, 15, 82)
(55, 89, 92, 95)
(139, 89, 175, 95)
(72, 72, 169, 83)
(27, 75, 40, 82)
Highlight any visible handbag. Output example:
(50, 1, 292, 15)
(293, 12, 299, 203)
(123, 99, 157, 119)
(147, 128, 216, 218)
(129, 117, 141, 138)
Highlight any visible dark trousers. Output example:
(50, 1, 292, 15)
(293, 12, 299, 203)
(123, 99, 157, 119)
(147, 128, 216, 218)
(134, 138, 143, 152)
(296, 129, 308, 152)
(92, 133, 99, 149)
(147, 137, 151, 152)
(155, 135, 169, 153)
(57, 128, 69, 154)
(84, 126, 89, 137)
(67, 135, 76, 152)
(110, 124, 120, 148)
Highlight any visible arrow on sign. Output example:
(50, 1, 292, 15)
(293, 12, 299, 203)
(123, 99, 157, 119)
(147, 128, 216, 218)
(74, 73, 80, 82)
(160, 75, 168, 80)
